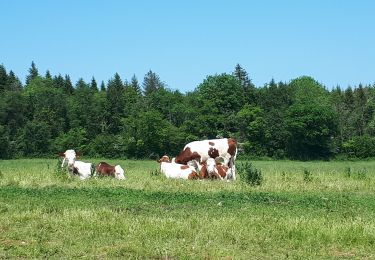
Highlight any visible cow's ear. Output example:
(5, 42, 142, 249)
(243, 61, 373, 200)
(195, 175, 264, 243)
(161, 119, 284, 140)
(76, 152, 82, 158)
(58, 152, 65, 157)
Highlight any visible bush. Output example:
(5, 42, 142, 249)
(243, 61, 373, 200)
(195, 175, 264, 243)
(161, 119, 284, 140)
(238, 161, 263, 186)
(342, 135, 375, 158)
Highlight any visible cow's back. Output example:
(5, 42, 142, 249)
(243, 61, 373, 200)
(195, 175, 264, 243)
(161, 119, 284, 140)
(186, 138, 235, 160)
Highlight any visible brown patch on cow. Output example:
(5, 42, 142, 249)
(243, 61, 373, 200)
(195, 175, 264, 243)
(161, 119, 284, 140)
(188, 171, 199, 180)
(180, 165, 189, 170)
(217, 165, 229, 178)
(208, 147, 219, 159)
(96, 162, 116, 177)
(209, 141, 215, 146)
(227, 138, 237, 156)
(200, 165, 208, 179)
(175, 147, 201, 165)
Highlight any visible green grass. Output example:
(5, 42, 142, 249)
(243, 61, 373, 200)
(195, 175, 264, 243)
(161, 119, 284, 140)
(1, 159, 375, 258)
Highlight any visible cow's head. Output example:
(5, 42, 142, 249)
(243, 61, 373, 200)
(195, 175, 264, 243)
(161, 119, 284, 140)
(59, 149, 77, 169)
(206, 158, 216, 176)
(114, 165, 126, 180)
(157, 155, 170, 163)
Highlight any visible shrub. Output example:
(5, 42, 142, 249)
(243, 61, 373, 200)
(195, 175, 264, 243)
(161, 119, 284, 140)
(342, 135, 375, 158)
(239, 161, 263, 186)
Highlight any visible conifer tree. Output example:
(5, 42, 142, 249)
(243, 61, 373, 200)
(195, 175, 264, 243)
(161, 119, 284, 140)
(142, 70, 165, 96)
(26, 61, 39, 85)
(100, 81, 106, 91)
(7, 71, 22, 91)
(90, 77, 98, 92)
(45, 70, 52, 79)
(131, 74, 141, 95)
(64, 75, 74, 94)
(0, 64, 7, 92)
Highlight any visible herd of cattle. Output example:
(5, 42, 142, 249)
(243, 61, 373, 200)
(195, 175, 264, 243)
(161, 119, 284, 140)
(59, 138, 238, 181)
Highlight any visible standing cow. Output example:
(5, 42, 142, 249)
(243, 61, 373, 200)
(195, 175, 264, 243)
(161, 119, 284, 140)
(174, 138, 237, 180)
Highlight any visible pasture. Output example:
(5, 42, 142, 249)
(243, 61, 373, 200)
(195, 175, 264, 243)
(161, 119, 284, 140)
(1, 159, 375, 259)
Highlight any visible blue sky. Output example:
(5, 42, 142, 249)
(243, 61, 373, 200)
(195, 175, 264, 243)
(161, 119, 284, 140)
(1, 0, 374, 92)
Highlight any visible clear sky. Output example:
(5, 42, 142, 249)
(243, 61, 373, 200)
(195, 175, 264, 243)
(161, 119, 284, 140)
(1, 0, 374, 92)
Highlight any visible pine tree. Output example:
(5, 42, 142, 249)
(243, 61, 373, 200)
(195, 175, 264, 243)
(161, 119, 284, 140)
(130, 74, 141, 95)
(142, 70, 165, 96)
(7, 71, 22, 91)
(76, 78, 88, 89)
(53, 74, 65, 89)
(233, 64, 257, 105)
(100, 81, 106, 91)
(64, 75, 74, 94)
(90, 77, 98, 92)
(0, 64, 7, 92)
(45, 70, 52, 79)
(26, 61, 39, 85)
(106, 73, 125, 134)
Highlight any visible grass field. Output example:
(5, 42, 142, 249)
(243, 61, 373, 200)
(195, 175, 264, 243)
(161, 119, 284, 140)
(1, 159, 375, 259)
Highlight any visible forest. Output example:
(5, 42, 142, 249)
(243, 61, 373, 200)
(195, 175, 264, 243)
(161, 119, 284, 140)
(1, 62, 375, 160)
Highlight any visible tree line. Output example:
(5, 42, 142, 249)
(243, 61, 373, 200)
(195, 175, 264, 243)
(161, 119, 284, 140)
(1, 62, 375, 160)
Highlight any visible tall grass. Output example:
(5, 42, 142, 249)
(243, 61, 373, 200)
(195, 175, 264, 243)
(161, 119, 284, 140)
(1, 159, 375, 258)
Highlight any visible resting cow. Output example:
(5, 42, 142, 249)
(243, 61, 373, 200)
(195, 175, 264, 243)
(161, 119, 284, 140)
(158, 155, 199, 180)
(59, 149, 94, 180)
(174, 138, 237, 180)
(200, 158, 231, 180)
(96, 162, 126, 180)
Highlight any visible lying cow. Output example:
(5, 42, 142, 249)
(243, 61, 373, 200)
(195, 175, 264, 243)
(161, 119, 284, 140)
(158, 155, 199, 180)
(59, 149, 94, 180)
(95, 162, 125, 180)
(174, 138, 237, 180)
(200, 157, 232, 180)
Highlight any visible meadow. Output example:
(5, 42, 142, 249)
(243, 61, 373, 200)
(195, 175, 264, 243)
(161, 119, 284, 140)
(1, 159, 375, 259)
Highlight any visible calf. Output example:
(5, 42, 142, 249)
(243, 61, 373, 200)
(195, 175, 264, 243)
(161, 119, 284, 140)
(200, 158, 231, 180)
(59, 149, 94, 180)
(158, 155, 199, 180)
(96, 162, 125, 180)
(174, 138, 237, 180)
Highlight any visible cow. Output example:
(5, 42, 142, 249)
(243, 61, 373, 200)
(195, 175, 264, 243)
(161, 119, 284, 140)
(95, 162, 126, 180)
(174, 138, 237, 180)
(157, 155, 199, 180)
(59, 149, 94, 180)
(200, 157, 232, 180)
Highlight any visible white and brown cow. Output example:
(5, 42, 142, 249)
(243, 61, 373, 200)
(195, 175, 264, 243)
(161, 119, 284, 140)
(59, 149, 94, 180)
(158, 155, 199, 180)
(174, 138, 237, 180)
(200, 157, 232, 180)
(96, 162, 125, 180)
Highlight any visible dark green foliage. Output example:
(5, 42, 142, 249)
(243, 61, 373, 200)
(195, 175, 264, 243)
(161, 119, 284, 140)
(52, 127, 88, 154)
(26, 61, 39, 85)
(1, 62, 375, 159)
(20, 120, 52, 156)
(142, 70, 165, 96)
(342, 135, 375, 158)
(285, 77, 337, 160)
(239, 161, 263, 186)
